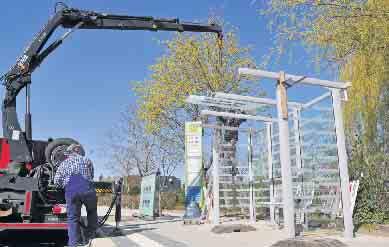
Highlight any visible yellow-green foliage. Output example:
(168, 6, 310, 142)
(263, 0, 389, 226)
(264, 0, 389, 144)
(135, 30, 255, 132)
(342, 53, 387, 143)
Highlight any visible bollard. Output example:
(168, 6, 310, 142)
(114, 178, 123, 230)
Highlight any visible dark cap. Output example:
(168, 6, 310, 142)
(65, 144, 85, 156)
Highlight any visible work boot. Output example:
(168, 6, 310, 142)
(77, 238, 92, 247)
(95, 228, 104, 237)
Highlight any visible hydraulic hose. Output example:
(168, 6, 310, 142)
(97, 192, 118, 227)
(79, 190, 120, 229)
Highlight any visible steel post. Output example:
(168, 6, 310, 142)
(212, 130, 220, 225)
(293, 109, 302, 171)
(266, 123, 275, 225)
(276, 72, 295, 238)
(293, 108, 305, 232)
(248, 129, 256, 223)
(331, 89, 354, 239)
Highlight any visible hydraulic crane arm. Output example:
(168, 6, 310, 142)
(2, 7, 222, 107)
(0, 6, 222, 163)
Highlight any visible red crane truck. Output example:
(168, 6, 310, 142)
(0, 3, 221, 231)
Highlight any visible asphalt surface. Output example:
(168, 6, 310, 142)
(0, 216, 183, 247)
(1, 211, 389, 247)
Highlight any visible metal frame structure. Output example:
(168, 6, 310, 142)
(186, 68, 353, 239)
(187, 94, 304, 227)
(204, 117, 272, 225)
(238, 68, 352, 239)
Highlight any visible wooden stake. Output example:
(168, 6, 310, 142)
(277, 71, 288, 120)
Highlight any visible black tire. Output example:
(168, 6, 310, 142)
(44, 138, 84, 167)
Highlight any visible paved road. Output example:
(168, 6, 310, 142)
(95, 224, 187, 247)
(91, 220, 389, 247)
(2, 211, 389, 247)
(0, 216, 184, 247)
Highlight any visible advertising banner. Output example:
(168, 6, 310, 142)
(185, 121, 202, 206)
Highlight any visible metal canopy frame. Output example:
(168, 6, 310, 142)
(201, 123, 264, 132)
(186, 95, 263, 111)
(302, 92, 332, 109)
(238, 68, 353, 239)
(213, 92, 304, 108)
(200, 108, 272, 225)
(187, 91, 336, 112)
(238, 68, 351, 89)
(201, 110, 277, 122)
(188, 93, 292, 226)
(186, 67, 353, 239)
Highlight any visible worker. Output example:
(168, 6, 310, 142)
(54, 144, 97, 247)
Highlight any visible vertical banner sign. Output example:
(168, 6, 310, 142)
(185, 121, 202, 206)
(140, 174, 159, 218)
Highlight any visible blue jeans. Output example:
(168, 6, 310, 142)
(65, 176, 97, 247)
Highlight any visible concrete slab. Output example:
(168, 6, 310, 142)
(84, 209, 389, 247)
(92, 237, 117, 247)
(270, 238, 347, 247)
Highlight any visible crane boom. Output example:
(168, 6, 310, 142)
(0, 6, 222, 163)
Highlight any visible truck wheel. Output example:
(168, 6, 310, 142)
(45, 138, 84, 167)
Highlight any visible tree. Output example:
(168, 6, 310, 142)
(135, 26, 258, 140)
(102, 105, 182, 178)
(262, 0, 389, 146)
(102, 106, 158, 177)
(261, 0, 389, 226)
(135, 25, 259, 216)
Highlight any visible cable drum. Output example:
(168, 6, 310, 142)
(44, 138, 84, 168)
(50, 145, 68, 168)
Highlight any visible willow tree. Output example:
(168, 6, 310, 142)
(262, 0, 389, 225)
(262, 0, 389, 146)
(135, 29, 257, 145)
